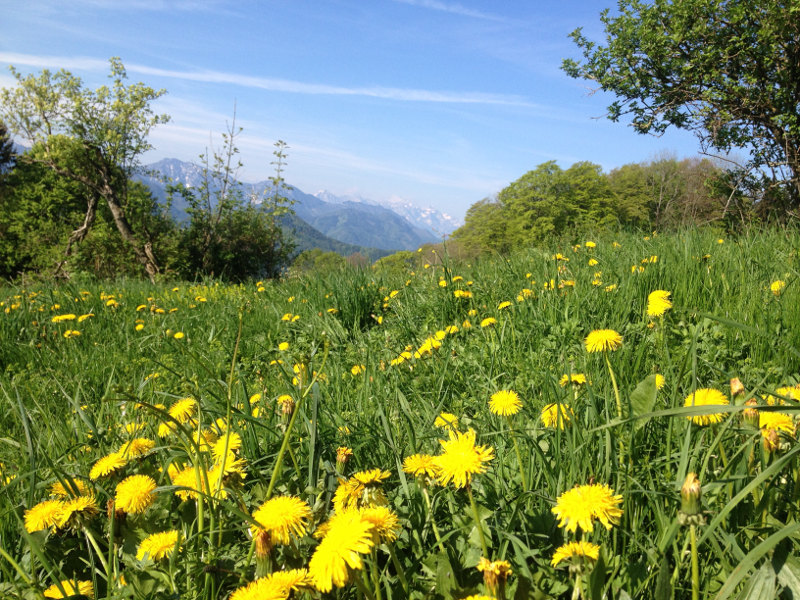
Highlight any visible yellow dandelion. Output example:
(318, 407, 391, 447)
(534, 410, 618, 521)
(551, 541, 601, 567)
(212, 432, 242, 461)
(559, 373, 587, 387)
(770, 280, 786, 296)
(168, 398, 197, 423)
(24, 499, 64, 533)
(434, 412, 459, 430)
(480, 317, 497, 328)
(360, 506, 401, 542)
(50, 479, 91, 498)
(683, 388, 729, 426)
(655, 374, 666, 390)
(43, 580, 94, 599)
(173, 331, 184, 339)
(552, 483, 623, 533)
(489, 390, 522, 416)
(352, 469, 391, 486)
(89, 452, 128, 480)
(402, 454, 438, 478)
(115, 474, 157, 514)
(477, 557, 513, 594)
(540, 403, 575, 429)
(119, 438, 156, 459)
(759, 411, 794, 433)
(497, 301, 512, 310)
(584, 329, 623, 353)
(433, 429, 494, 489)
(251, 496, 312, 545)
(51, 314, 77, 323)
(647, 290, 673, 317)
(308, 510, 375, 592)
(57, 495, 99, 528)
(137, 530, 180, 561)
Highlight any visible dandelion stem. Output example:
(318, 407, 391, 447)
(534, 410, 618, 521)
(467, 484, 489, 558)
(506, 416, 528, 491)
(421, 486, 446, 553)
(353, 571, 377, 600)
(371, 546, 382, 600)
(690, 524, 700, 600)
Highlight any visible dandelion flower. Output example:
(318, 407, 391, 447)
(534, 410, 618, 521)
(137, 530, 180, 561)
(168, 398, 197, 423)
(251, 495, 311, 545)
(759, 411, 794, 433)
(402, 454, 438, 478)
(552, 483, 623, 533)
(115, 474, 157, 514)
(770, 280, 786, 296)
(89, 452, 127, 480)
(24, 499, 64, 533)
(434, 412, 459, 430)
(308, 510, 375, 592)
(360, 506, 401, 542)
(551, 541, 601, 567)
(43, 580, 94, 599)
(489, 390, 522, 416)
(230, 570, 311, 600)
(540, 403, 575, 429)
(647, 290, 673, 317)
(50, 479, 91, 498)
(497, 301, 512, 310)
(559, 373, 587, 387)
(655, 374, 666, 390)
(119, 438, 155, 459)
(352, 468, 391, 487)
(212, 432, 242, 461)
(480, 317, 497, 328)
(683, 388, 729, 426)
(584, 329, 623, 353)
(57, 496, 99, 529)
(477, 557, 512, 594)
(433, 429, 494, 489)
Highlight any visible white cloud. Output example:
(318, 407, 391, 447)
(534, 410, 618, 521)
(0, 52, 533, 107)
(392, 0, 506, 22)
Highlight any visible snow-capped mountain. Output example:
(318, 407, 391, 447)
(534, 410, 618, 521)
(313, 190, 462, 236)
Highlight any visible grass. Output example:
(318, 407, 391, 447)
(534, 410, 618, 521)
(1, 227, 799, 599)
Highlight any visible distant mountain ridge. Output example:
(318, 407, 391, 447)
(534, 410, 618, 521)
(313, 190, 462, 236)
(139, 158, 440, 252)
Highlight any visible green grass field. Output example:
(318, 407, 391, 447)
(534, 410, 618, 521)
(1, 228, 799, 600)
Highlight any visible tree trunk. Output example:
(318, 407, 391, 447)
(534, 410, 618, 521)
(102, 181, 159, 282)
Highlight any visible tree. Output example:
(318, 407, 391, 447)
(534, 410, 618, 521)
(0, 58, 170, 280)
(563, 1, 800, 210)
(0, 121, 15, 175)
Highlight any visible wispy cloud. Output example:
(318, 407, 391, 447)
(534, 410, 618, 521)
(391, 0, 506, 22)
(0, 52, 532, 107)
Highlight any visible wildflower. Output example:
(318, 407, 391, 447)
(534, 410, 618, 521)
(584, 329, 623, 353)
(540, 403, 575, 429)
(360, 506, 401, 542)
(77, 314, 93, 322)
(477, 557, 513, 595)
(89, 452, 127, 480)
(551, 541, 600, 567)
(63, 330, 81, 338)
(173, 331, 184, 339)
(588, 258, 598, 266)
(115, 474, 157, 514)
(51, 314, 77, 323)
(119, 438, 156, 459)
(57, 495, 99, 529)
(480, 317, 497, 328)
(277, 394, 295, 416)
(771, 280, 786, 296)
(433, 429, 494, 489)
(759, 411, 794, 434)
(168, 398, 197, 423)
(278, 341, 289, 351)
(137, 530, 180, 561)
(353, 468, 391, 487)
(559, 373, 587, 387)
(50, 479, 91, 498)
(43, 580, 94, 599)
(605, 284, 617, 292)
(230, 570, 312, 599)
(454, 289, 473, 299)
(434, 412, 459, 430)
(135, 323, 145, 331)
(763, 428, 782, 453)
(308, 510, 375, 592)
(489, 390, 522, 416)
(24, 499, 64, 533)
(683, 388, 729, 426)
(497, 301, 512, 310)
(252, 495, 312, 554)
(403, 454, 438, 478)
(552, 483, 623, 533)
(336, 447, 353, 468)
(647, 290, 673, 317)
(679, 473, 702, 521)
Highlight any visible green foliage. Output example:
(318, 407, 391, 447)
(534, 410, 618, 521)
(291, 248, 347, 274)
(563, 0, 800, 209)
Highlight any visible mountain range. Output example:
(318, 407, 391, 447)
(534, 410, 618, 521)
(140, 158, 461, 255)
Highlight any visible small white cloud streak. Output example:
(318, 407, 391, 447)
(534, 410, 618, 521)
(392, 0, 506, 22)
(0, 52, 533, 107)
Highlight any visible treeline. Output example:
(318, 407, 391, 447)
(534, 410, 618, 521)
(450, 156, 782, 255)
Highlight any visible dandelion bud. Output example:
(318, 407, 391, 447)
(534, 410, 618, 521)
(762, 428, 780, 453)
(730, 377, 744, 397)
(336, 447, 353, 475)
(742, 398, 759, 428)
(477, 557, 512, 596)
(254, 529, 272, 558)
(276, 394, 295, 417)
(679, 472, 704, 526)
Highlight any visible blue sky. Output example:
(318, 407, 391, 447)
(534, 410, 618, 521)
(0, 0, 702, 220)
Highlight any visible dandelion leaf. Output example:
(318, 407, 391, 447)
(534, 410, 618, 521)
(630, 374, 657, 431)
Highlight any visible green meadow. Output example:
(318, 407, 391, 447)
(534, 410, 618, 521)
(1, 227, 799, 600)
